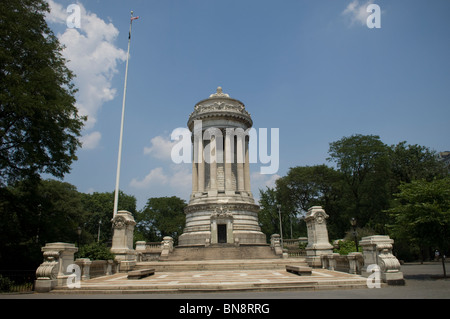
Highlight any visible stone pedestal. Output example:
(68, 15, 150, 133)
(35, 242, 78, 292)
(305, 206, 333, 267)
(111, 210, 137, 270)
(359, 235, 404, 285)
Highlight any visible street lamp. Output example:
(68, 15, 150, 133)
(277, 204, 283, 248)
(350, 218, 358, 252)
(77, 226, 82, 247)
(97, 219, 102, 243)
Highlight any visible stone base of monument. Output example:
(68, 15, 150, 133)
(163, 244, 279, 261)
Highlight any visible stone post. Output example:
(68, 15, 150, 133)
(160, 236, 174, 260)
(305, 206, 333, 267)
(111, 210, 137, 271)
(359, 235, 404, 285)
(347, 252, 364, 275)
(270, 234, 283, 256)
(135, 241, 146, 251)
(75, 258, 92, 280)
(35, 242, 78, 292)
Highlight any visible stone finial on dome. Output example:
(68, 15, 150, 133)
(209, 86, 230, 98)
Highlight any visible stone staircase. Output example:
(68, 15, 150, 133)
(133, 244, 309, 272)
(50, 266, 370, 294)
(134, 258, 308, 272)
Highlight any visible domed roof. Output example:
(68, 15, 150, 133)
(187, 87, 252, 130)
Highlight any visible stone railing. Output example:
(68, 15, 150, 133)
(321, 253, 364, 275)
(283, 237, 307, 258)
(136, 241, 162, 252)
(75, 259, 117, 280)
(283, 237, 308, 248)
(135, 237, 174, 261)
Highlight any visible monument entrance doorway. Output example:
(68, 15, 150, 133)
(218, 224, 227, 243)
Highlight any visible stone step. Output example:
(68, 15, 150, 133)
(166, 244, 280, 261)
(134, 258, 308, 272)
(51, 271, 369, 294)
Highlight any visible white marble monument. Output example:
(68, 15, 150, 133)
(178, 87, 266, 246)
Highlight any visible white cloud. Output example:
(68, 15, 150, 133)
(129, 164, 192, 199)
(144, 135, 177, 160)
(168, 164, 192, 191)
(342, 0, 375, 26)
(129, 167, 169, 189)
(80, 131, 101, 150)
(251, 172, 280, 199)
(46, 1, 127, 149)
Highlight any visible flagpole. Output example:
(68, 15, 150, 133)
(113, 11, 138, 218)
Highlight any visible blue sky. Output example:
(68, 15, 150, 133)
(45, 0, 450, 210)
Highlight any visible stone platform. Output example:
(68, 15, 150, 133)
(50, 258, 370, 294)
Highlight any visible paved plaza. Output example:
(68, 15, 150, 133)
(1, 262, 448, 299)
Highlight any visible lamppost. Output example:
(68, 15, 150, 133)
(350, 218, 358, 252)
(277, 204, 283, 248)
(97, 219, 102, 243)
(77, 226, 82, 247)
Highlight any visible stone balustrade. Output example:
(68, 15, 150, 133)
(75, 259, 117, 280)
(321, 252, 364, 274)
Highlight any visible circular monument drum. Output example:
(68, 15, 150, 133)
(178, 87, 267, 247)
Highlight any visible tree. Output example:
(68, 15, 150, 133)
(275, 165, 343, 238)
(389, 141, 447, 191)
(258, 187, 281, 239)
(328, 134, 391, 232)
(0, 179, 85, 268)
(81, 191, 137, 243)
(0, 0, 85, 186)
(387, 178, 450, 277)
(136, 197, 186, 244)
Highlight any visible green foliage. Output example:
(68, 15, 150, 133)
(76, 242, 115, 261)
(0, 179, 84, 247)
(136, 196, 186, 244)
(334, 240, 361, 255)
(387, 178, 450, 252)
(258, 187, 280, 239)
(0, 275, 13, 292)
(389, 142, 447, 189)
(328, 134, 391, 233)
(81, 191, 137, 244)
(0, 0, 85, 186)
(259, 134, 448, 256)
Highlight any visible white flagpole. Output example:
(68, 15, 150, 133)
(113, 11, 137, 218)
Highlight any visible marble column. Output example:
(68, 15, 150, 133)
(209, 136, 217, 193)
(236, 135, 245, 192)
(244, 137, 251, 193)
(224, 131, 233, 193)
(197, 135, 205, 193)
(192, 137, 198, 193)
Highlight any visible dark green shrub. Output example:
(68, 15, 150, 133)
(76, 242, 115, 260)
(334, 240, 361, 255)
(0, 275, 13, 292)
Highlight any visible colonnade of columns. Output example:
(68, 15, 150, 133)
(192, 130, 251, 196)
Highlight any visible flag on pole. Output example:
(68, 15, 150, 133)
(131, 16, 140, 21)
